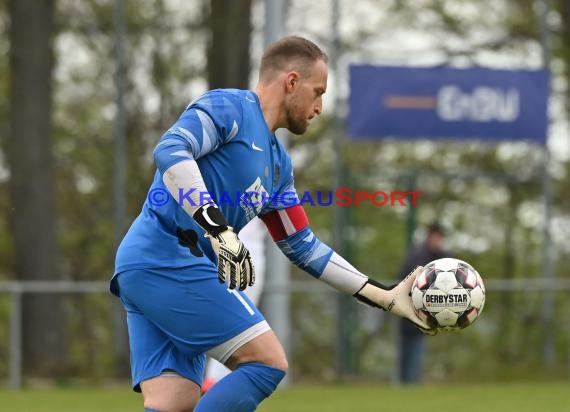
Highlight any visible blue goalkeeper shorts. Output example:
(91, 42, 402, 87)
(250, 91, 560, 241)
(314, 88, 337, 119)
(115, 266, 269, 392)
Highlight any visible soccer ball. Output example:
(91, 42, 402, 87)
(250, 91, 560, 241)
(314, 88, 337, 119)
(411, 258, 485, 331)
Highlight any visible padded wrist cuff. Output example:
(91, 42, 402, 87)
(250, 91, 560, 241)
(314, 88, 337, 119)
(193, 203, 229, 237)
(353, 278, 394, 310)
(363, 277, 393, 291)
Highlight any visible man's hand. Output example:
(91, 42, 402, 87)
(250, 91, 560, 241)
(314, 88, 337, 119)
(192, 203, 256, 291)
(209, 228, 255, 291)
(354, 266, 437, 335)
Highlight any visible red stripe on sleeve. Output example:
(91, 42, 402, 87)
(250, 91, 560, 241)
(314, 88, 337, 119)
(260, 205, 309, 241)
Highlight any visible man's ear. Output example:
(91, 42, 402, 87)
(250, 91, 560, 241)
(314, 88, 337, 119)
(285, 71, 300, 93)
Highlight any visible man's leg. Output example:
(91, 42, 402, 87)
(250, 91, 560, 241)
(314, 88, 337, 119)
(118, 266, 280, 412)
(118, 278, 205, 412)
(195, 330, 287, 412)
(141, 373, 200, 412)
(140, 330, 286, 412)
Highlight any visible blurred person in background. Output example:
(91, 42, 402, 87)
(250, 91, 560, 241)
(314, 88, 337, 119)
(397, 222, 451, 384)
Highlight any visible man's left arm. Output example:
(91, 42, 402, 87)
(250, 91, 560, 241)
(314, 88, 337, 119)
(259, 205, 435, 335)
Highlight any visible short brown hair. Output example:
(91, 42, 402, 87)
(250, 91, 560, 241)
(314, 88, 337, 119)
(259, 36, 328, 78)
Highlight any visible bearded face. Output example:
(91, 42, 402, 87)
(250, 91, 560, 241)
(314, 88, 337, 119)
(284, 93, 310, 135)
(283, 60, 328, 135)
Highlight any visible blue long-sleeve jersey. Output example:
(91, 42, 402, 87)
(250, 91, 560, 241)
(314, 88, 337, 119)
(112, 89, 333, 295)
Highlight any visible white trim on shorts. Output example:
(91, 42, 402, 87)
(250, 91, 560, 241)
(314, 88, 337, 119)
(206, 320, 271, 364)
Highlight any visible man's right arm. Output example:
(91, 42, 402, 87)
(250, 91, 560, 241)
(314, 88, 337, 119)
(152, 95, 254, 291)
(260, 205, 436, 335)
(152, 101, 236, 224)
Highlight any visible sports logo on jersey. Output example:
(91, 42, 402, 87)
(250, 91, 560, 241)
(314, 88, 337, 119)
(241, 177, 268, 219)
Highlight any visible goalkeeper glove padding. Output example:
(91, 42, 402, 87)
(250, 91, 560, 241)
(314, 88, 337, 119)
(193, 203, 255, 291)
(354, 266, 437, 335)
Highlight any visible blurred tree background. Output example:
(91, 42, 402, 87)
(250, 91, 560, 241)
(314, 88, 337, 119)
(0, 0, 569, 385)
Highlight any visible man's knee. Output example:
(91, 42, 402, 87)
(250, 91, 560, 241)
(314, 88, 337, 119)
(227, 330, 289, 372)
(267, 351, 289, 372)
(252, 353, 288, 374)
(141, 375, 200, 412)
(230, 347, 289, 373)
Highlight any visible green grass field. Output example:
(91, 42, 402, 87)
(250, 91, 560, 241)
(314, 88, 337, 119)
(2, 382, 568, 412)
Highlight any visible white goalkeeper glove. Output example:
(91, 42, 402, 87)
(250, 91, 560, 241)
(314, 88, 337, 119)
(193, 203, 255, 291)
(208, 228, 255, 290)
(354, 266, 437, 335)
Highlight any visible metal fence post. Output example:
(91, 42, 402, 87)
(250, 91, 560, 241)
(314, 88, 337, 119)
(9, 288, 23, 389)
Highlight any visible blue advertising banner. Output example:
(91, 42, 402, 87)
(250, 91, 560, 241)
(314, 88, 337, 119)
(348, 65, 549, 144)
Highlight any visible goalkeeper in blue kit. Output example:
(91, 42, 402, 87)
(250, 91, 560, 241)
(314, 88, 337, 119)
(111, 36, 434, 412)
